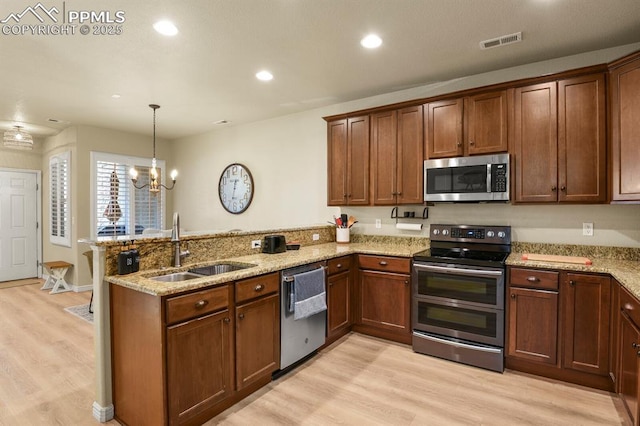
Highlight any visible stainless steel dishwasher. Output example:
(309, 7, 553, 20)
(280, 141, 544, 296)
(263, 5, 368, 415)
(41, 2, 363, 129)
(278, 261, 327, 372)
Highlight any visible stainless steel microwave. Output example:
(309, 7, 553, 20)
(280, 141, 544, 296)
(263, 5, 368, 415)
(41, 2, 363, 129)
(424, 153, 509, 202)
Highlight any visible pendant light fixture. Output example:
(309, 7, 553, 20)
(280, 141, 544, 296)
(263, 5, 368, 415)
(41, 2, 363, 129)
(3, 126, 34, 150)
(129, 104, 177, 193)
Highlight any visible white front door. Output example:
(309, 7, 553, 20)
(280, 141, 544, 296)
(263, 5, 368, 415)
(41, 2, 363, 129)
(0, 171, 39, 281)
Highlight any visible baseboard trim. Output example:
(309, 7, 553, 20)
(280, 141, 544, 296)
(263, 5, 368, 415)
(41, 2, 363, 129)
(73, 284, 93, 292)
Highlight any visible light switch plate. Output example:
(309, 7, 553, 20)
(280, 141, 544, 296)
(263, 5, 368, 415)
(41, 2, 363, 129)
(375, 219, 382, 229)
(251, 240, 261, 248)
(583, 222, 593, 236)
(312, 233, 320, 241)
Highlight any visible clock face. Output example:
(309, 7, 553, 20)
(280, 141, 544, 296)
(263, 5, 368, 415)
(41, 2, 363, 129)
(218, 163, 254, 214)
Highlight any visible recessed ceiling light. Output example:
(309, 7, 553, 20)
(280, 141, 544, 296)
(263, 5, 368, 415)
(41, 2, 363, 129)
(153, 20, 178, 36)
(361, 34, 382, 49)
(256, 70, 274, 81)
(111, 94, 121, 99)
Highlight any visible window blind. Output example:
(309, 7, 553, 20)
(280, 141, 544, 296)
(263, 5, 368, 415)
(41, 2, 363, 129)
(50, 151, 70, 246)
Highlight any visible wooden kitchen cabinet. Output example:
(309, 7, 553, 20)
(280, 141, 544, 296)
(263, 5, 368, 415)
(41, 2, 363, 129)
(370, 105, 424, 205)
(513, 73, 606, 203)
(561, 273, 610, 376)
(327, 116, 370, 205)
(425, 90, 508, 159)
(355, 255, 411, 344)
(610, 52, 640, 202)
(618, 285, 640, 425)
(327, 256, 353, 342)
(167, 309, 233, 425)
(507, 284, 559, 365)
(235, 273, 280, 391)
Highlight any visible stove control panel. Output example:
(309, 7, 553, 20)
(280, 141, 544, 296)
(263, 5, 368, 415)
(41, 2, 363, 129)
(430, 224, 511, 244)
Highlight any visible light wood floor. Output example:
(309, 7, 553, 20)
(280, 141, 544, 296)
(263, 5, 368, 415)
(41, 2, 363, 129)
(0, 283, 630, 425)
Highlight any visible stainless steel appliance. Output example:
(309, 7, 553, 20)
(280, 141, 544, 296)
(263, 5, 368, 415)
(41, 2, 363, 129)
(424, 153, 509, 202)
(412, 224, 511, 372)
(279, 262, 327, 372)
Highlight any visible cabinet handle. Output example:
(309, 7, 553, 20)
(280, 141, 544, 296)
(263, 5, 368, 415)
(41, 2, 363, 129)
(379, 261, 388, 266)
(239, 313, 245, 320)
(561, 186, 566, 191)
(511, 294, 516, 299)
(569, 280, 575, 286)
(526, 276, 540, 282)
(637, 351, 640, 357)
(632, 342, 638, 349)
(254, 284, 264, 292)
(469, 140, 475, 146)
(405, 280, 409, 285)
(336, 263, 342, 269)
(223, 317, 230, 324)
(194, 300, 208, 309)
(457, 141, 462, 147)
(551, 186, 557, 191)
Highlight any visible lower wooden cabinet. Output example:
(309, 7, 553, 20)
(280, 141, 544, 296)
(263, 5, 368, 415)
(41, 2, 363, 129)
(355, 255, 411, 344)
(506, 267, 613, 391)
(327, 256, 352, 341)
(235, 293, 280, 391)
(167, 310, 233, 425)
(618, 285, 640, 425)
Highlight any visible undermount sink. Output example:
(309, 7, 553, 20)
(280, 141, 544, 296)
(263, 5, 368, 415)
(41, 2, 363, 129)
(188, 263, 255, 276)
(149, 263, 256, 283)
(149, 271, 204, 282)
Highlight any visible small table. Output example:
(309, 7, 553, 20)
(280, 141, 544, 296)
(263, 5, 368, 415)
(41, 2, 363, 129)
(42, 261, 73, 294)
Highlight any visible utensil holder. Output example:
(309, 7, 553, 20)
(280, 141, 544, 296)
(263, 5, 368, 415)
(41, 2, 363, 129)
(336, 228, 350, 243)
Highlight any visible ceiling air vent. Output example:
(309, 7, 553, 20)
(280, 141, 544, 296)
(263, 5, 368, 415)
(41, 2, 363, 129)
(480, 32, 522, 50)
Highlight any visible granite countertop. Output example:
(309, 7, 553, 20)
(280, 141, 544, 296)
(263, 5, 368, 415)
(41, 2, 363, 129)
(507, 253, 640, 299)
(105, 242, 425, 297)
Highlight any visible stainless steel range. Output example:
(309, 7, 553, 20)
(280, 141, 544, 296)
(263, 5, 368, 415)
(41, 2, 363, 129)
(412, 224, 511, 372)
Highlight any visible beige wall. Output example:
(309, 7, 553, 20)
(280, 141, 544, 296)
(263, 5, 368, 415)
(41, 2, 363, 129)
(0, 138, 44, 170)
(172, 42, 640, 248)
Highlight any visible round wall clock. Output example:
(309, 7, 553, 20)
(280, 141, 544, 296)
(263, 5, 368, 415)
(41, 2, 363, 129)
(218, 163, 254, 214)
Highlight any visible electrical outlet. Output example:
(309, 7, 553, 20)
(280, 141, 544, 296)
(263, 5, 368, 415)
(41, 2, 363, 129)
(583, 222, 594, 236)
(312, 233, 320, 241)
(251, 240, 261, 248)
(375, 219, 382, 229)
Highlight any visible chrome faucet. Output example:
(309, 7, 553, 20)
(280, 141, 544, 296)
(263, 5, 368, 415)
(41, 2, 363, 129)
(171, 212, 190, 267)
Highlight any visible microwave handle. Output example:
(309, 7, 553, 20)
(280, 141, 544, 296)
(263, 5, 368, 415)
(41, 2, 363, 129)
(413, 263, 504, 278)
(486, 164, 492, 193)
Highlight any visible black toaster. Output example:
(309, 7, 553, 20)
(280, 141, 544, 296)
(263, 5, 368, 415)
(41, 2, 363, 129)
(262, 235, 287, 254)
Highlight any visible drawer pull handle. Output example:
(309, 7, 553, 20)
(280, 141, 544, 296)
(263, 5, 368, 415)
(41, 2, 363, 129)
(379, 261, 388, 266)
(336, 264, 342, 269)
(254, 284, 264, 292)
(633, 342, 638, 349)
(223, 317, 230, 324)
(239, 313, 245, 320)
(569, 280, 575, 286)
(511, 294, 516, 299)
(526, 276, 539, 282)
(195, 300, 208, 309)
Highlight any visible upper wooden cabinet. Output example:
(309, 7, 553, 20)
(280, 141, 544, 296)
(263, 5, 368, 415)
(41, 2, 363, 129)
(371, 105, 424, 205)
(513, 73, 606, 203)
(327, 116, 370, 205)
(424, 90, 508, 159)
(610, 53, 640, 202)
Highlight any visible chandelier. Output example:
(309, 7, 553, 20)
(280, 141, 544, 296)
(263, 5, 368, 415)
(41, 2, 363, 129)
(3, 126, 34, 150)
(129, 104, 177, 193)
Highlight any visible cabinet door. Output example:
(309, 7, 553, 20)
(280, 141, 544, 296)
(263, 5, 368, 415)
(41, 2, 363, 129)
(610, 56, 640, 202)
(236, 294, 280, 391)
(507, 287, 558, 365)
(562, 273, 611, 375)
(619, 312, 640, 425)
(466, 90, 508, 155)
(328, 269, 351, 338)
(359, 270, 410, 335)
(327, 119, 348, 205)
(513, 82, 558, 203)
(371, 110, 398, 205)
(167, 310, 232, 425)
(558, 74, 607, 203)
(425, 98, 463, 158)
(346, 116, 370, 205)
(397, 105, 424, 204)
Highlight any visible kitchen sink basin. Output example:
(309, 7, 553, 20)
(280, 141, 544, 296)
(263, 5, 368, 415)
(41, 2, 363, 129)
(149, 271, 204, 282)
(188, 263, 255, 276)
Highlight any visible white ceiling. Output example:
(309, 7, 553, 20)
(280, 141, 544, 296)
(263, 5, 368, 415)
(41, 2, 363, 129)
(1, 0, 640, 139)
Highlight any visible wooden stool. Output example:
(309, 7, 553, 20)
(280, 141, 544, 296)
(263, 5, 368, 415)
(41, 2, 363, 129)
(42, 261, 73, 294)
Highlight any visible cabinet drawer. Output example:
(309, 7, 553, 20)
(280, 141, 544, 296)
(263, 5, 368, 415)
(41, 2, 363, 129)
(328, 256, 352, 275)
(510, 267, 559, 290)
(620, 286, 640, 328)
(166, 285, 229, 325)
(358, 255, 410, 274)
(236, 272, 279, 304)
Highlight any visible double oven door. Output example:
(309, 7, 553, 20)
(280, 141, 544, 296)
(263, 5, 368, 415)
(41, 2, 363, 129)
(412, 262, 505, 347)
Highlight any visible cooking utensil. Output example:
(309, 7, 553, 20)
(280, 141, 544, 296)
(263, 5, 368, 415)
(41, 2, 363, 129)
(347, 216, 356, 228)
(341, 214, 348, 227)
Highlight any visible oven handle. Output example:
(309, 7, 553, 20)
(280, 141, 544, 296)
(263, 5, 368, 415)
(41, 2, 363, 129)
(413, 331, 502, 354)
(413, 263, 503, 277)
